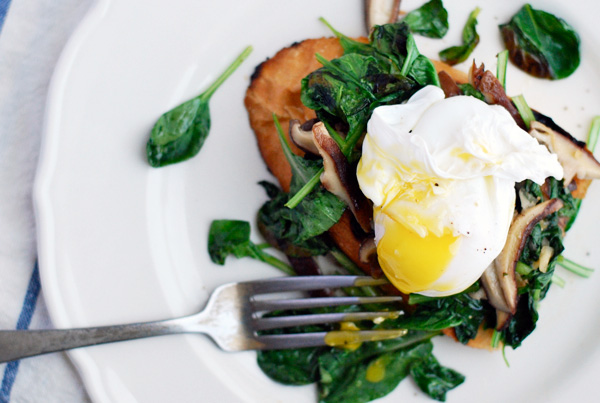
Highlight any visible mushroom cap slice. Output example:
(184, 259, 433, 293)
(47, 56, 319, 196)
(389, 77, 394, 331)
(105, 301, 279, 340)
(530, 120, 600, 186)
(364, 0, 401, 32)
(312, 122, 373, 233)
(481, 198, 563, 329)
(358, 237, 383, 278)
(469, 61, 526, 129)
(438, 70, 462, 98)
(289, 119, 320, 155)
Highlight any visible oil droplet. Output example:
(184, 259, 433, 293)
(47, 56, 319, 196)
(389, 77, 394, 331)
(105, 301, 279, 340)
(366, 356, 389, 383)
(324, 329, 407, 350)
(335, 322, 362, 351)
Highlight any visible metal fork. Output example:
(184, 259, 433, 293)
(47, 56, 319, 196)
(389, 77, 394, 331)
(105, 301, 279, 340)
(0, 276, 406, 363)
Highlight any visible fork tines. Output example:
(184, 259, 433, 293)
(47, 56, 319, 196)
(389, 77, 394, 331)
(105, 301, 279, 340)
(243, 275, 390, 294)
(243, 276, 407, 350)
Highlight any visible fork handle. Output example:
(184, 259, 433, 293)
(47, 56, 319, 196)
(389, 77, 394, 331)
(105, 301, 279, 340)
(0, 318, 187, 363)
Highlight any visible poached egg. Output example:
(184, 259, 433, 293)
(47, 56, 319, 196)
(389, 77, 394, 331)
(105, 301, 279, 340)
(356, 86, 563, 297)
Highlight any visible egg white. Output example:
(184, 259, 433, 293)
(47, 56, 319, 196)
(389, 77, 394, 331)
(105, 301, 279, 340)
(357, 86, 563, 296)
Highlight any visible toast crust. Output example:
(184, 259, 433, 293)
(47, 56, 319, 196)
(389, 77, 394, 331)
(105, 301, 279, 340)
(245, 38, 345, 192)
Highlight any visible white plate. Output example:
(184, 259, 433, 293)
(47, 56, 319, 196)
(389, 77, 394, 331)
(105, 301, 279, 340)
(34, 0, 600, 402)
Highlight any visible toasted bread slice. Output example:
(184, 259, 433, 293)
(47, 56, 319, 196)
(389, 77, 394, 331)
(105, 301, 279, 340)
(245, 37, 344, 192)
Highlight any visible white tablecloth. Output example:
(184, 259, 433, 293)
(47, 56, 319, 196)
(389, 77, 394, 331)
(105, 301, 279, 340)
(0, 0, 92, 401)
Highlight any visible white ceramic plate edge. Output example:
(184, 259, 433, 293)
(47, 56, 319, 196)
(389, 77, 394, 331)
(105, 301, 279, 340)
(33, 1, 114, 402)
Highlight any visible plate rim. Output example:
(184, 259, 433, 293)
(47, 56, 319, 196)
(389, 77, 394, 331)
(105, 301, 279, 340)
(33, 0, 115, 402)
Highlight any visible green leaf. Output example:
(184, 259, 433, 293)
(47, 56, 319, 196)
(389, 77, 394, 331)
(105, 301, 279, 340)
(207, 220, 253, 264)
(403, 0, 449, 38)
(271, 115, 347, 240)
(439, 7, 480, 65)
(501, 294, 538, 348)
(258, 347, 323, 385)
(457, 83, 485, 101)
(319, 340, 448, 403)
(257, 305, 363, 386)
(409, 54, 441, 87)
(301, 56, 374, 133)
(409, 353, 465, 401)
(499, 4, 580, 79)
(257, 181, 331, 257)
(147, 46, 252, 167)
(402, 286, 488, 344)
(370, 23, 410, 72)
(207, 219, 294, 274)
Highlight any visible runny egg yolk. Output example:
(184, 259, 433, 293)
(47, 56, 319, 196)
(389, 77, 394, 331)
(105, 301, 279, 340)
(375, 211, 461, 293)
(356, 85, 564, 297)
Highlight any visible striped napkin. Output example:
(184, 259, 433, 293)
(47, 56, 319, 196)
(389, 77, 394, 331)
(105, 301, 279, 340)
(0, 0, 92, 401)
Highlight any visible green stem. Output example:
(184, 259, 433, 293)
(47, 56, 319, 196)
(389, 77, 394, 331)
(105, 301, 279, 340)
(201, 45, 253, 101)
(273, 113, 316, 186)
(319, 16, 344, 38)
(285, 169, 323, 208)
(587, 116, 600, 152)
(512, 94, 535, 130)
(496, 49, 509, 89)
(490, 330, 501, 348)
(286, 123, 363, 208)
(259, 252, 296, 275)
(556, 255, 594, 278)
(323, 120, 346, 152)
(515, 261, 533, 276)
(502, 344, 511, 367)
(551, 274, 566, 288)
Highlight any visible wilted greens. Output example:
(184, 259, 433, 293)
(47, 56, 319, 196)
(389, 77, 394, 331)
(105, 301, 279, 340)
(439, 7, 480, 65)
(402, 0, 449, 38)
(257, 307, 463, 402)
(499, 4, 580, 79)
(207, 7, 594, 402)
(288, 19, 438, 207)
(207, 219, 294, 274)
(147, 46, 252, 167)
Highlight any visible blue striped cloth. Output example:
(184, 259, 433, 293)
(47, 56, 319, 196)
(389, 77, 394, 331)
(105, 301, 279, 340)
(0, 1, 39, 399)
(0, 264, 40, 403)
(0, 0, 91, 401)
(0, 0, 11, 32)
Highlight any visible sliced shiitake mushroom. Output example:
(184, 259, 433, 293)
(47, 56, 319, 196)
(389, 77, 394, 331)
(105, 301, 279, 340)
(312, 122, 373, 233)
(364, 0, 401, 32)
(438, 70, 462, 98)
(529, 120, 600, 186)
(469, 62, 526, 129)
(481, 198, 563, 329)
(289, 119, 320, 155)
(358, 237, 383, 278)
